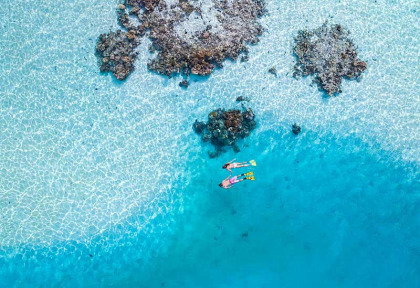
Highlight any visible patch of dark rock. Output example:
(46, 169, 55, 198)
(241, 232, 248, 238)
(293, 22, 367, 96)
(292, 123, 301, 135)
(179, 79, 189, 88)
(268, 66, 277, 76)
(236, 96, 250, 102)
(193, 107, 256, 155)
(241, 55, 249, 62)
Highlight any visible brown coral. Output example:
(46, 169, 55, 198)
(96, 0, 267, 80)
(293, 23, 367, 95)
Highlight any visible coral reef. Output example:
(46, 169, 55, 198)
(293, 22, 367, 95)
(96, 0, 266, 80)
(96, 30, 140, 80)
(193, 108, 256, 156)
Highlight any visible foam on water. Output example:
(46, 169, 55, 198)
(0, 0, 419, 286)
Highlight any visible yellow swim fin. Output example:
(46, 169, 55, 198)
(243, 171, 253, 176)
(249, 160, 257, 166)
(246, 176, 255, 181)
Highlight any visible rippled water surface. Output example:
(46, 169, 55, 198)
(0, 0, 419, 287)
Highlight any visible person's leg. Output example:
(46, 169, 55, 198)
(238, 173, 251, 180)
(237, 174, 249, 180)
(238, 171, 252, 177)
(238, 164, 250, 168)
(232, 175, 244, 182)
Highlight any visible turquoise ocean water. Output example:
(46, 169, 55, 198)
(0, 0, 419, 287)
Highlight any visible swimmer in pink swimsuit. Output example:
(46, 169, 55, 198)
(219, 173, 252, 189)
(222, 158, 251, 174)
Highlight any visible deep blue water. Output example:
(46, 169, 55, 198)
(0, 0, 419, 287)
(1, 131, 419, 287)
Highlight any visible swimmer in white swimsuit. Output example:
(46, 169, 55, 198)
(222, 159, 251, 174)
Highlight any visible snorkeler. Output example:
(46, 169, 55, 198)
(222, 159, 256, 174)
(219, 172, 255, 189)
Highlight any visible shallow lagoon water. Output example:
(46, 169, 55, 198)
(0, 0, 419, 287)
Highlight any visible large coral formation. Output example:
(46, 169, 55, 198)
(293, 22, 367, 95)
(193, 108, 256, 156)
(96, 0, 266, 80)
(96, 31, 140, 80)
